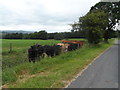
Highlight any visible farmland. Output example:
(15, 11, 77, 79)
(2, 39, 86, 70)
(2, 38, 115, 88)
(2, 39, 61, 69)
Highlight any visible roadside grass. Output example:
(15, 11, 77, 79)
(2, 39, 115, 88)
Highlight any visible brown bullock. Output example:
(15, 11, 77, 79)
(61, 40, 85, 47)
(57, 43, 70, 52)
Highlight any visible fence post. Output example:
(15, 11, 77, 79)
(9, 43, 12, 53)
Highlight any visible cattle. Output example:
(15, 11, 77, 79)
(61, 40, 85, 47)
(35, 44, 44, 58)
(28, 46, 37, 63)
(68, 43, 79, 51)
(57, 43, 70, 52)
(28, 44, 62, 63)
(60, 40, 85, 51)
(57, 42, 81, 52)
(43, 45, 55, 57)
(53, 45, 61, 56)
(43, 45, 61, 57)
(28, 40, 85, 63)
(28, 44, 45, 63)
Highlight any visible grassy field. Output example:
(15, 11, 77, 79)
(2, 39, 61, 52)
(2, 39, 85, 70)
(2, 39, 85, 52)
(2, 39, 61, 70)
(2, 38, 115, 88)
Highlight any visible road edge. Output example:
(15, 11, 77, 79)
(65, 42, 115, 88)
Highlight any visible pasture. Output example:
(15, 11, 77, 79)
(2, 39, 85, 69)
(2, 39, 60, 53)
(2, 39, 61, 69)
(2, 39, 85, 52)
(2, 38, 115, 88)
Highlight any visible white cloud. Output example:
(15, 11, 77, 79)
(0, 0, 100, 32)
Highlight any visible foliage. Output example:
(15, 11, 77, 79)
(4, 33, 23, 39)
(64, 31, 85, 39)
(3, 31, 86, 40)
(80, 10, 108, 44)
(54, 33, 64, 40)
(90, 2, 120, 42)
(3, 30, 48, 40)
(37, 30, 48, 40)
(118, 30, 120, 38)
(24, 30, 48, 40)
(48, 32, 58, 39)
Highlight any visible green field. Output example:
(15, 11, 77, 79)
(2, 39, 85, 52)
(2, 39, 61, 52)
(2, 39, 61, 70)
(2, 39, 86, 70)
(2, 38, 115, 88)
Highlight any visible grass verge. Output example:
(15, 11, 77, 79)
(2, 39, 115, 88)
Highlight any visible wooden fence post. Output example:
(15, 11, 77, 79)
(9, 43, 12, 53)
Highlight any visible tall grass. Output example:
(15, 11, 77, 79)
(2, 39, 115, 88)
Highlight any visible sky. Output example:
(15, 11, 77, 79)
(0, 0, 102, 33)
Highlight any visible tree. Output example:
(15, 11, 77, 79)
(80, 10, 108, 44)
(4, 33, 23, 39)
(90, 2, 120, 42)
(48, 33, 58, 39)
(37, 30, 48, 40)
(54, 33, 64, 40)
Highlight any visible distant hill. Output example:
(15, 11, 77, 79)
(0, 30, 35, 34)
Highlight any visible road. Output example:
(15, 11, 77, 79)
(67, 40, 119, 88)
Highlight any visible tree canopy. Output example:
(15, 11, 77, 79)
(90, 2, 120, 42)
(80, 10, 108, 44)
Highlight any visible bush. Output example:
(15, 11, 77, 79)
(54, 33, 64, 40)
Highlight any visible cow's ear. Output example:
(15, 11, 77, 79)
(31, 46, 33, 48)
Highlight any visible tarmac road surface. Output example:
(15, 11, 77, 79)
(67, 40, 119, 88)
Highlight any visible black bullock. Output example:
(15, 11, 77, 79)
(43, 45, 61, 57)
(28, 44, 61, 63)
(68, 43, 79, 51)
(43, 45, 54, 57)
(28, 44, 44, 63)
(53, 45, 61, 56)
(28, 46, 37, 63)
